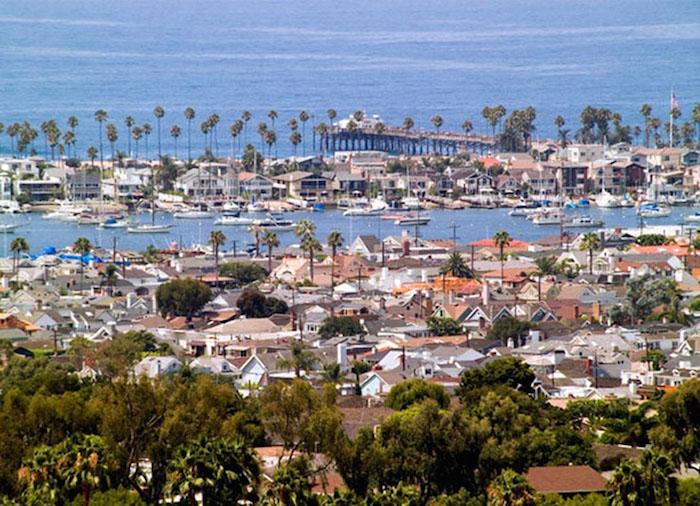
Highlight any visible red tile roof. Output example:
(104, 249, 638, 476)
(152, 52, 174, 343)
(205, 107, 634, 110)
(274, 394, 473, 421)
(524, 465, 607, 494)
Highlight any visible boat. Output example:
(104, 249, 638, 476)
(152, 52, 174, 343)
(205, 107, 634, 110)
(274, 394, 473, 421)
(638, 203, 671, 218)
(595, 191, 621, 208)
(255, 216, 296, 232)
(100, 217, 129, 229)
(562, 216, 604, 228)
(246, 202, 265, 213)
(686, 212, 700, 223)
(401, 196, 422, 210)
(509, 204, 537, 217)
(127, 224, 172, 233)
(343, 198, 387, 217)
(395, 214, 431, 226)
(381, 212, 406, 220)
(0, 223, 20, 232)
(0, 201, 23, 214)
(312, 203, 325, 212)
(215, 215, 257, 226)
(532, 210, 564, 225)
(223, 201, 241, 212)
(173, 209, 213, 219)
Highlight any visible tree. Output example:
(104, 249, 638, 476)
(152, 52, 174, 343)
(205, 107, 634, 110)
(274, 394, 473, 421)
(184, 107, 195, 164)
(165, 436, 259, 506)
(635, 233, 667, 246)
(169, 125, 181, 159)
(426, 316, 462, 336)
(100, 263, 119, 296)
(533, 256, 558, 301)
(277, 340, 319, 378)
(73, 237, 92, 294)
(327, 230, 344, 288)
(386, 378, 449, 410)
(219, 261, 267, 287)
(155, 278, 212, 320)
(94, 109, 108, 170)
(580, 232, 601, 275)
(105, 124, 118, 193)
(318, 316, 365, 339)
(403, 117, 415, 131)
(487, 469, 536, 506)
(153, 106, 165, 159)
(295, 219, 319, 282)
(9, 236, 29, 281)
(462, 120, 473, 136)
(441, 251, 473, 279)
(263, 231, 280, 273)
(431, 114, 444, 134)
(486, 316, 532, 347)
(124, 116, 134, 156)
(493, 231, 512, 284)
(290, 130, 302, 158)
(87, 146, 98, 167)
(457, 356, 535, 397)
(208, 229, 226, 276)
(236, 288, 288, 318)
(350, 360, 371, 395)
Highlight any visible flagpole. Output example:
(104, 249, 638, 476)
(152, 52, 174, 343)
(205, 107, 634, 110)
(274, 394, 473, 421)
(670, 90, 674, 147)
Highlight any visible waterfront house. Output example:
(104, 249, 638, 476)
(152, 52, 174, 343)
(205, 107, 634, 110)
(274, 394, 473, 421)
(175, 168, 226, 198)
(236, 171, 274, 200)
(545, 161, 588, 195)
(17, 177, 62, 202)
(273, 171, 331, 201)
(67, 169, 101, 200)
(521, 167, 558, 195)
(0, 158, 39, 179)
(327, 171, 367, 197)
(564, 143, 605, 164)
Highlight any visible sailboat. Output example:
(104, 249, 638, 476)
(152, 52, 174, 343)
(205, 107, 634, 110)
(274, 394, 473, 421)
(128, 167, 172, 233)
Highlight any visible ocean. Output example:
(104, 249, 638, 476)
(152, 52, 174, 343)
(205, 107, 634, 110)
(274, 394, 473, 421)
(1, 0, 699, 158)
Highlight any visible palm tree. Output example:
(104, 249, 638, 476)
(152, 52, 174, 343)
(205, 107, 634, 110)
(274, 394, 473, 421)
(170, 125, 181, 159)
(184, 107, 195, 164)
(249, 224, 262, 257)
(86, 146, 98, 167)
(580, 232, 601, 275)
(290, 131, 302, 158)
(209, 230, 226, 276)
(105, 123, 118, 170)
(73, 237, 92, 294)
(257, 121, 268, 156)
(100, 263, 119, 296)
(200, 120, 210, 154)
(461, 119, 473, 136)
(131, 127, 143, 158)
(9, 236, 29, 283)
(295, 219, 318, 281)
(241, 110, 252, 143)
(153, 105, 165, 159)
(314, 123, 328, 157)
(493, 230, 512, 284)
(277, 340, 318, 378)
(142, 123, 152, 160)
(263, 231, 280, 273)
(533, 256, 557, 301)
(208, 113, 220, 154)
(352, 110, 365, 123)
(554, 115, 566, 129)
(229, 120, 243, 160)
(327, 108, 337, 123)
(62, 130, 75, 159)
(327, 230, 344, 288)
(124, 116, 135, 157)
(487, 469, 536, 506)
(267, 110, 278, 131)
(299, 110, 309, 155)
(264, 130, 277, 159)
(431, 114, 443, 134)
(609, 460, 644, 506)
(640, 450, 677, 506)
(442, 251, 473, 278)
(692, 103, 700, 146)
(94, 109, 108, 169)
(403, 117, 414, 131)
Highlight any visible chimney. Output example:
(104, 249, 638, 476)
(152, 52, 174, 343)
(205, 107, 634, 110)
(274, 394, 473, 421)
(336, 342, 348, 372)
(127, 292, 136, 309)
(506, 337, 514, 349)
(529, 329, 541, 343)
(481, 282, 489, 306)
(156, 359, 162, 375)
(448, 290, 455, 305)
(402, 239, 410, 257)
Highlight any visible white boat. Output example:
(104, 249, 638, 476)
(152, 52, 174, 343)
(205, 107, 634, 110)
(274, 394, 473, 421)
(562, 216, 604, 228)
(100, 217, 129, 229)
(509, 205, 537, 217)
(215, 216, 257, 226)
(0, 201, 23, 214)
(638, 203, 671, 218)
(77, 214, 102, 225)
(686, 212, 700, 223)
(255, 217, 296, 232)
(343, 206, 383, 217)
(595, 191, 621, 208)
(223, 201, 241, 212)
(127, 224, 172, 233)
(173, 210, 213, 219)
(246, 202, 265, 213)
(0, 223, 20, 232)
(532, 210, 564, 225)
(395, 214, 431, 226)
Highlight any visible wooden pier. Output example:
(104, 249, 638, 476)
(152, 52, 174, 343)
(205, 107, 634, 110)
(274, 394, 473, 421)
(320, 126, 497, 156)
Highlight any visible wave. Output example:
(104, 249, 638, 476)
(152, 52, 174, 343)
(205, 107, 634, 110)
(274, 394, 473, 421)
(0, 15, 130, 28)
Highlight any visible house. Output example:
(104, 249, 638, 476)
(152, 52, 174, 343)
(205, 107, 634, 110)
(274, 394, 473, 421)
(67, 169, 102, 200)
(0, 157, 39, 178)
(175, 168, 226, 198)
(329, 172, 367, 197)
(17, 177, 62, 202)
(236, 171, 274, 200)
(524, 465, 607, 496)
(360, 370, 410, 396)
(190, 356, 241, 376)
(133, 356, 182, 378)
(545, 161, 588, 195)
(521, 168, 558, 195)
(455, 170, 494, 195)
(565, 143, 605, 163)
(273, 171, 331, 200)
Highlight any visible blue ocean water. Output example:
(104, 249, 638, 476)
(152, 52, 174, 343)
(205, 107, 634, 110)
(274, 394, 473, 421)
(1, 0, 699, 158)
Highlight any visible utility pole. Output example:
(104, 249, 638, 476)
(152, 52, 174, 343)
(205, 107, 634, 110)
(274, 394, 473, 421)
(449, 222, 459, 251)
(112, 236, 117, 264)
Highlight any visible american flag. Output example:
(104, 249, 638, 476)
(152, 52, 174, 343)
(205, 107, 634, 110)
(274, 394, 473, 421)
(671, 92, 680, 112)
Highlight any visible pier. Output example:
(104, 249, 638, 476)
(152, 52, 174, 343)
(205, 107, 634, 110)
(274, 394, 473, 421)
(320, 126, 497, 156)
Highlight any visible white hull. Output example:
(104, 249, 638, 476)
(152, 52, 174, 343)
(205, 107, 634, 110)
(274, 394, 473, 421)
(127, 225, 172, 233)
(0, 224, 20, 232)
(215, 217, 256, 226)
(174, 211, 213, 219)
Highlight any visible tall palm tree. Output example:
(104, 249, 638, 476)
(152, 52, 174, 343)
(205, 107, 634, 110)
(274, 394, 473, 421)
(263, 231, 279, 273)
(327, 108, 337, 124)
(73, 237, 92, 294)
(153, 105, 165, 159)
(241, 110, 252, 144)
(184, 107, 195, 164)
(63, 130, 75, 159)
(94, 109, 108, 170)
(295, 219, 318, 282)
(580, 232, 601, 275)
(431, 114, 443, 134)
(257, 122, 268, 156)
(249, 224, 262, 257)
(290, 131, 302, 158)
(124, 115, 135, 157)
(640, 450, 677, 506)
(170, 125, 181, 159)
(131, 127, 143, 158)
(609, 460, 644, 506)
(314, 123, 328, 157)
(264, 130, 277, 159)
(209, 230, 226, 278)
(229, 120, 243, 160)
(9, 236, 29, 283)
(201, 120, 211, 154)
(277, 340, 319, 378)
(0, 122, 5, 153)
(299, 110, 309, 156)
(105, 124, 118, 199)
(100, 263, 119, 296)
(327, 230, 344, 288)
(267, 110, 278, 131)
(461, 119, 473, 136)
(87, 146, 98, 166)
(352, 110, 365, 123)
(692, 103, 700, 146)
(142, 123, 152, 160)
(208, 113, 220, 154)
(493, 230, 512, 284)
(442, 251, 473, 278)
(533, 256, 557, 301)
(403, 117, 414, 131)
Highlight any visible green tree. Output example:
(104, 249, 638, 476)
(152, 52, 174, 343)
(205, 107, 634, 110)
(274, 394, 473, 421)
(277, 340, 319, 378)
(94, 109, 108, 170)
(208, 229, 226, 276)
(169, 125, 181, 159)
(153, 106, 165, 159)
(164, 436, 259, 506)
(493, 231, 512, 283)
(426, 316, 462, 336)
(73, 237, 92, 295)
(533, 256, 558, 301)
(487, 469, 536, 506)
(184, 107, 195, 164)
(327, 230, 344, 288)
(385, 378, 449, 410)
(296, 219, 319, 282)
(457, 356, 535, 397)
(219, 261, 267, 287)
(9, 236, 29, 281)
(580, 232, 601, 275)
(486, 316, 532, 347)
(155, 278, 212, 320)
(263, 231, 280, 273)
(318, 316, 365, 339)
(441, 251, 473, 278)
(236, 288, 288, 318)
